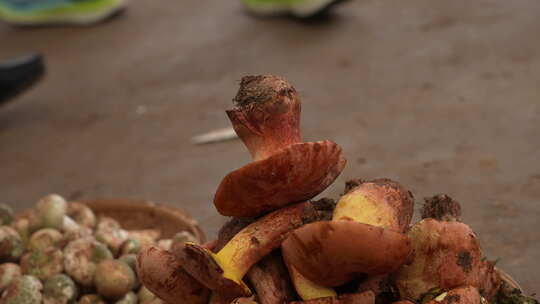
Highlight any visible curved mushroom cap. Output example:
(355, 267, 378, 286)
(282, 221, 411, 287)
(214, 141, 346, 217)
(136, 246, 210, 304)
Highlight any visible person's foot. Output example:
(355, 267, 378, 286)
(0, 0, 127, 26)
(0, 54, 45, 105)
(241, 0, 345, 18)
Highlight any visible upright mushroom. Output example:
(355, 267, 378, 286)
(214, 75, 346, 217)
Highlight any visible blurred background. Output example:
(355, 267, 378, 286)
(1, 0, 539, 293)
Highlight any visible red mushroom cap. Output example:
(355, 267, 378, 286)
(282, 221, 411, 287)
(214, 140, 346, 217)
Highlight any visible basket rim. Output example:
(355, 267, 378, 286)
(77, 198, 207, 243)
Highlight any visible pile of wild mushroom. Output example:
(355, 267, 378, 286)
(137, 75, 538, 304)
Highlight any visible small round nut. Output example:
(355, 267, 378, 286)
(118, 254, 140, 289)
(173, 231, 199, 245)
(66, 203, 96, 229)
(120, 239, 141, 256)
(95, 217, 128, 256)
(114, 291, 138, 304)
(94, 260, 135, 300)
(43, 274, 78, 304)
(36, 194, 67, 230)
(1, 275, 43, 304)
(20, 248, 64, 281)
(0, 263, 21, 292)
(156, 239, 172, 251)
(0, 226, 24, 262)
(63, 238, 113, 287)
(10, 218, 30, 246)
(77, 294, 106, 304)
(0, 204, 14, 226)
(62, 226, 92, 245)
(27, 228, 64, 251)
(137, 286, 156, 303)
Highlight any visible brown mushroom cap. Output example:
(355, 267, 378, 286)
(282, 221, 411, 287)
(214, 140, 346, 217)
(136, 246, 210, 304)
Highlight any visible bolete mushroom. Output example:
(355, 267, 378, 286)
(282, 221, 411, 287)
(424, 286, 482, 304)
(394, 195, 500, 301)
(214, 75, 346, 217)
(136, 246, 210, 304)
(282, 179, 413, 287)
(290, 290, 375, 304)
(334, 179, 413, 297)
(176, 201, 317, 301)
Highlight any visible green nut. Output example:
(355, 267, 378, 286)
(0, 263, 21, 292)
(20, 248, 64, 280)
(0, 226, 24, 262)
(94, 260, 135, 300)
(118, 254, 137, 271)
(96, 216, 121, 231)
(27, 228, 64, 251)
(157, 239, 172, 251)
(63, 238, 113, 287)
(36, 194, 67, 230)
(62, 226, 92, 245)
(173, 230, 199, 244)
(137, 286, 156, 303)
(10, 218, 30, 247)
(1, 275, 43, 304)
(77, 294, 106, 304)
(118, 254, 139, 289)
(120, 239, 141, 255)
(0, 204, 14, 226)
(66, 202, 96, 229)
(43, 274, 78, 304)
(115, 291, 138, 304)
(95, 217, 128, 256)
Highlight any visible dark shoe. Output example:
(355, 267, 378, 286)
(0, 54, 45, 105)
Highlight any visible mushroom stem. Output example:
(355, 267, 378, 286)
(227, 75, 301, 161)
(177, 201, 317, 301)
(247, 252, 296, 304)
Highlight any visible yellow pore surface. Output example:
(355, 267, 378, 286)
(289, 263, 336, 300)
(332, 191, 396, 229)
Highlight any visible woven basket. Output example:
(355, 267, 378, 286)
(79, 198, 206, 243)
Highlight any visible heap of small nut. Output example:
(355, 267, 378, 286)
(0, 194, 198, 304)
(138, 75, 538, 304)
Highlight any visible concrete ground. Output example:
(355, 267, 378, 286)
(1, 0, 539, 293)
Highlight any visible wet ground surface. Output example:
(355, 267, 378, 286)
(1, 0, 539, 293)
